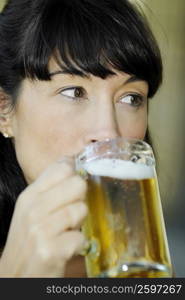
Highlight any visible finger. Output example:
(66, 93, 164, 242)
(30, 156, 76, 193)
(38, 201, 88, 237)
(58, 230, 87, 261)
(27, 231, 87, 277)
(35, 175, 87, 213)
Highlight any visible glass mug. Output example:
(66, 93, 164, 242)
(76, 137, 172, 278)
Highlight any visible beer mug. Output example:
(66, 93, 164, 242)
(76, 138, 172, 278)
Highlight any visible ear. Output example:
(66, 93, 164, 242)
(0, 88, 14, 138)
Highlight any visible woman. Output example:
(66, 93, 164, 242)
(0, 0, 162, 277)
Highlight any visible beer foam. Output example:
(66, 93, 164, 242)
(84, 159, 154, 179)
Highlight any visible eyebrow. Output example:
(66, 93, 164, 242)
(49, 71, 144, 84)
(124, 75, 145, 85)
(49, 70, 88, 77)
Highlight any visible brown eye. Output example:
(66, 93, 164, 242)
(119, 94, 144, 107)
(74, 87, 84, 98)
(60, 86, 86, 100)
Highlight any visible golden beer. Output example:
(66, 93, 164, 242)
(76, 139, 172, 278)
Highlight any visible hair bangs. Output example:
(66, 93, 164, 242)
(20, 0, 162, 97)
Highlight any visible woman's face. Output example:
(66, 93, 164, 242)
(9, 59, 148, 183)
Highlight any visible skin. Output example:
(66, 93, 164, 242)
(0, 58, 148, 277)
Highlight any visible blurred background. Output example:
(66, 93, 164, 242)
(141, 0, 185, 277)
(0, 0, 185, 276)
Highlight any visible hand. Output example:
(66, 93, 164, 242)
(0, 157, 88, 277)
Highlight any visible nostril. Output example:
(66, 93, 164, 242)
(91, 140, 97, 143)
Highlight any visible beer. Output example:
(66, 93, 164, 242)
(82, 158, 172, 278)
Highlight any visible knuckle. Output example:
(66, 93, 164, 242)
(61, 247, 72, 261)
(27, 229, 58, 267)
(61, 161, 74, 177)
(16, 190, 29, 206)
(36, 245, 59, 270)
(60, 231, 85, 260)
(79, 202, 88, 217)
(63, 205, 77, 227)
(16, 186, 37, 208)
(37, 246, 54, 265)
(73, 175, 87, 195)
(27, 223, 40, 240)
(64, 202, 87, 228)
(15, 194, 35, 219)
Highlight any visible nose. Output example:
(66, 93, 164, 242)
(83, 103, 120, 144)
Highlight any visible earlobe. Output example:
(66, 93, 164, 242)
(0, 88, 14, 138)
(2, 132, 10, 138)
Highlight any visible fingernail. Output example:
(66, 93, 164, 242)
(79, 240, 91, 256)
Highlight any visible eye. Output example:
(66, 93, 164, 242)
(60, 86, 87, 100)
(119, 94, 145, 107)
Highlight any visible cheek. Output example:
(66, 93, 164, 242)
(117, 109, 148, 140)
(44, 113, 85, 156)
(13, 112, 86, 183)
